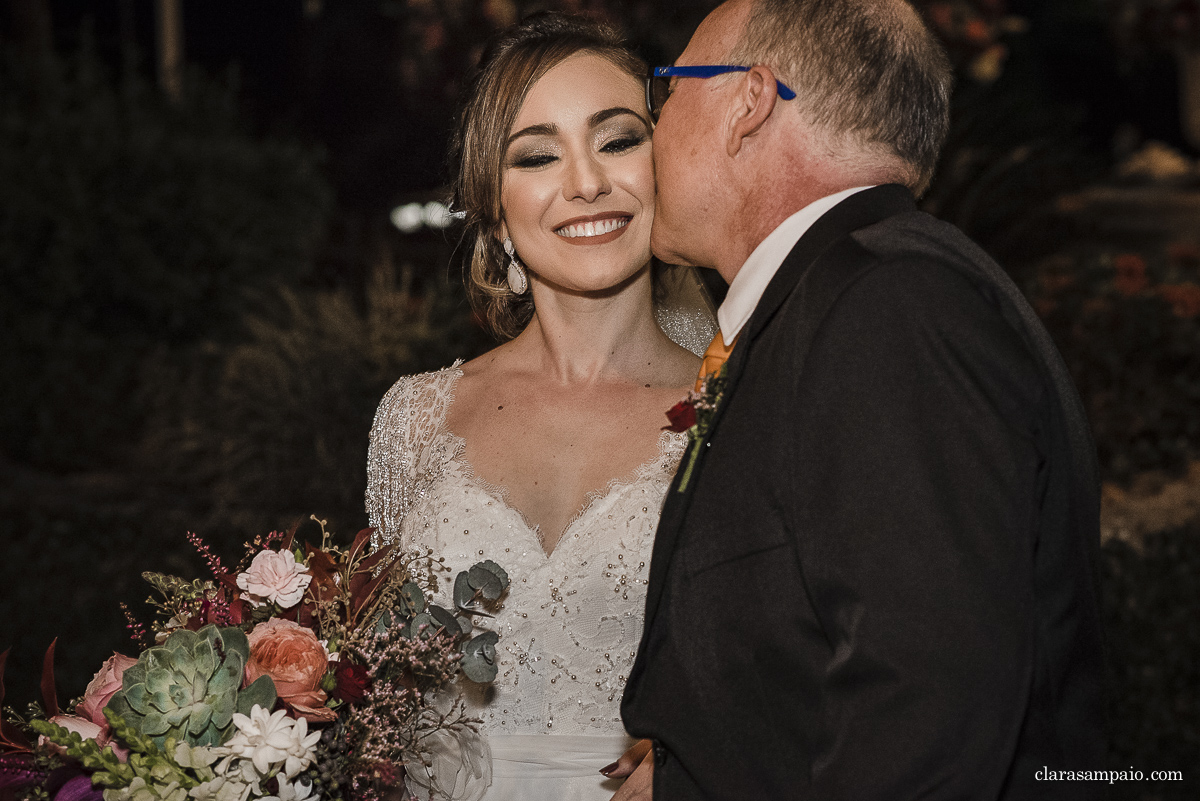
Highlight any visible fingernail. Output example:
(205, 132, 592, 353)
(599, 762, 618, 776)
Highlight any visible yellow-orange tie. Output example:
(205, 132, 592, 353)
(696, 332, 737, 391)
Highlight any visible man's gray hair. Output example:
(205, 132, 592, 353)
(730, 0, 952, 194)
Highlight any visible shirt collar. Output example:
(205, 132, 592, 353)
(716, 186, 874, 345)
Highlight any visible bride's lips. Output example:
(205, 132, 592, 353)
(553, 213, 633, 246)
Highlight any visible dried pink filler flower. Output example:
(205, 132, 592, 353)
(237, 549, 312, 609)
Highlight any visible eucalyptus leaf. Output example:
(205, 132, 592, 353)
(454, 570, 474, 609)
(428, 604, 461, 636)
(410, 612, 435, 640)
(471, 560, 509, 590)
(455, 615, 474, 634)
(399, 581, 426, 616)
(460, 631, 500, 683)
(374, 608, 395, 635)
(468, 561, 509, 601)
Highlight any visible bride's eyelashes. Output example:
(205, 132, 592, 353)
(509, 149, 557, 169)
(598, 131, 647, 154)
(506, 128, 647, 170)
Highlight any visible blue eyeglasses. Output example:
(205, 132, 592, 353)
(645, 65, 797, 122)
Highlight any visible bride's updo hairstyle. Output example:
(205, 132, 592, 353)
(450, 12, 647, 341)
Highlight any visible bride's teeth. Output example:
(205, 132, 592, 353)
(557, 218, 629, 238)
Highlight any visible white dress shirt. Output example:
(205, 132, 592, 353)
(716, 186, 875, 346)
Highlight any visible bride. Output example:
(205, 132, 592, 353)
(366, 12, 713, 801)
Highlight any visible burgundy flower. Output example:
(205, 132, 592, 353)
(663, 400, 697, 433)
(332, 662, 372, 705)
(52, 773, 104, 801)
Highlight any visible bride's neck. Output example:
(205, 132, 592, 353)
(516, 273, 665, 385)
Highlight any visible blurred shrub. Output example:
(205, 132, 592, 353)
(1, 259, 487, 702)
(0, 39, 332, 468)
(0, 478, 172, 718)
(1029, 245, 1200, 482)
(918, 4, 1106, 273)
(132, 262, 489, 546)
(914, 0, 1028, 83)
(1103, 525, 1200, 797)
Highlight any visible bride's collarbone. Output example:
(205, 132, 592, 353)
(449, 366, 686, 437)
(445, 374, 684, 546)
(455, 401, 659, 490)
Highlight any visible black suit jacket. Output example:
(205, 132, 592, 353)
(622, 185, 1107, 800)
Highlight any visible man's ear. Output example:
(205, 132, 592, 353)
(726, 65, 781, 158)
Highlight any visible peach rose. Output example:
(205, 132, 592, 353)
(245, 618, 336, 722)
(77, 653, 139, 728)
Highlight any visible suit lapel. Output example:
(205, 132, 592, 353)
(640, 185, 917, 629)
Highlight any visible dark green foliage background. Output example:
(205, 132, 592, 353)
(1036, 257, 1200, 484)
(0, 43, 487, 712)
(1104, 528, 1200, 799)
(0, 43, 332, 470)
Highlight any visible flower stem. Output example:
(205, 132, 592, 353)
(676, 433, 702, 494)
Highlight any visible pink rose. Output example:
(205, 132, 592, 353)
(46, 714, 104, 744)
(245, 619, 336, 722)
(76, 653, 138, 728)
(236, 549, 312, 609)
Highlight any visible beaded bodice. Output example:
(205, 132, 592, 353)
(366, 366, 686, 736)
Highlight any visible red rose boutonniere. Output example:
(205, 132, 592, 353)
(664, 399, 697, 432)
(663, 366, 728, 492)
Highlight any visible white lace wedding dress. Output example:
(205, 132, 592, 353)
(366, 365, 687, 801)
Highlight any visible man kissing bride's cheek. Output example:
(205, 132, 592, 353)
(372, 2, 1108, 800)
(622, 1, 1107, 800)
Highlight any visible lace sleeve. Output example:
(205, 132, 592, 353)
(366, 367, 463, 551)
(366, 375, 416, 549)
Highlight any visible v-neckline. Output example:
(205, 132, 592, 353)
(436, 367, 681, 559)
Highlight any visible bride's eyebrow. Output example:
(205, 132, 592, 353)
(507, 123, 557, 147)
(506, 107, 649, 147)
(589, 106, 647, 128)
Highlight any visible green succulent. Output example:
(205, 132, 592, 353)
(107, 625, 276, 748)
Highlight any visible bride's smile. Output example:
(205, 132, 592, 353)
(554, 213, 631, 243)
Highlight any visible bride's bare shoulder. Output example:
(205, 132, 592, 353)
(457, 338, 526, 384)
(450, 340, 529, 417)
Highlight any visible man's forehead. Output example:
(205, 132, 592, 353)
(680, 0, 751, 65)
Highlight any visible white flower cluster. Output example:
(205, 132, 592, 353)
(219, 706, 321, 784)
(103, 706, 323, 801)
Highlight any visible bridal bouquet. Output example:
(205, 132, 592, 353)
(0, 520, 509, 801)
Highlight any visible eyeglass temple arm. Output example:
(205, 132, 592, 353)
(653, 65, 796, 100)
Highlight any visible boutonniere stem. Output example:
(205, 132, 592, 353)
(663, 367, 728, 493)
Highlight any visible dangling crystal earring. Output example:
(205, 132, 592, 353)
(503, 237, 528, 295)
